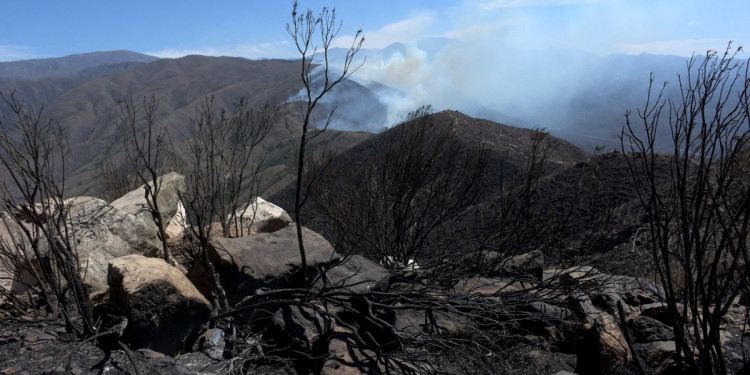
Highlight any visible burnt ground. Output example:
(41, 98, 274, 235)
(0, 310, 296, 375)
(0, 308, 579, 375)
(0, 316, 217, 375)
(3, 295, 749, 374)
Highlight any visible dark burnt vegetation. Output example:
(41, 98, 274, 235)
(621, 43, 750, 374)
(0, 91, 95, 337)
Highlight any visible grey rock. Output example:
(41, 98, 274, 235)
(627, 315, 674, 343)
(164, 200, 187, 241)
(322, 326, 424, 375)
(188, 225, 338, 303)
(640, 302, 684, 326)
(66, 196, 161, 292)
(453, 276, 536, 296)
(0, 213, 31, 294)
(0, 197, 161, 294)
(574, 297, 630, 375)
(635, 341, 676, 373)
(591, 293, 631, 316)
(269, 305, 335, 353)
(110, 172, 185, 230)
(219, 197, 292, 237)
(313, 254, 389, 293)
(392, 304, 475, 339)
(520, 301, 575, 321)
(23, 328, 58, 350)
(192, 328, 225, 360)
(322, 326, 380, 375)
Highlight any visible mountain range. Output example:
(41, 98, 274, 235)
(0, 46, 693, 203)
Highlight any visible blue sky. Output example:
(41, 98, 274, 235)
(1, 0, 748, 61)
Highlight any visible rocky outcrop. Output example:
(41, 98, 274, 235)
(110, 172, 185, 229)
(219, 197, 292, 237)
(66, 196, 161, 292)
(188, 225, 338, 303)
(7, 189, 745, 375)
(0, 196, 162, 294)
(107, 255, 211, 356)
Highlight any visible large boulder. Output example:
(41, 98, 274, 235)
(313, 255, 389, 294)
(0, 211, 64, 296)
(188, 225, 338, 303)
(219, 197, 292, 237)
(1, 196, 162, 295)
(110, 172, 185, 229)
(108, 255, 211, 355)
(65, 196, 161, 292)
(575, 314, 631, 375)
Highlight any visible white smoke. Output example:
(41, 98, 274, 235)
(347, 39, 605, 130)
(326, 37, 696, 151)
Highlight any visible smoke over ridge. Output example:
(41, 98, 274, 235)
(323, 37, 692, 150)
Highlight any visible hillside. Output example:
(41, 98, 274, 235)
(508, 150, 674, 273)
(0, 55, 386, 198)
(267, 109, 681, 276)
(270, 109, 591, 267)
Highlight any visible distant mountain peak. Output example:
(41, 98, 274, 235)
(0, 50, 159, 80)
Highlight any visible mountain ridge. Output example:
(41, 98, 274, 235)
(22, 55, 384, 198)
(0, 50, 158, 80)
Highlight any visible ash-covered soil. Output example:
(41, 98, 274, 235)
(0, 310, 294, 375)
